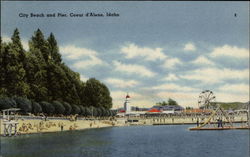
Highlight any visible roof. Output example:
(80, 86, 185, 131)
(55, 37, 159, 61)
(148, 108, 161, 113)
(119, 109, 126, 113)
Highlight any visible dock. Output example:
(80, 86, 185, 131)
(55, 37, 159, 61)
(189, 126, 250, 131)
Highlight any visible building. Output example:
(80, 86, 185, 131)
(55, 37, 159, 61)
(124, 93, 131, 114)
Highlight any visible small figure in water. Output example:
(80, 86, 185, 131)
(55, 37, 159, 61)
(196, 119, 199, 127)
(220, 119, 223, 128)
(217, 119, 223, 128)
(217, 119, 220, 128)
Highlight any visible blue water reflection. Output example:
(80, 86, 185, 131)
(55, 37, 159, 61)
(1, 125, 249, 157)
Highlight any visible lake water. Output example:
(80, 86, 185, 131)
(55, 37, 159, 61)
(0, 125, 249, 157)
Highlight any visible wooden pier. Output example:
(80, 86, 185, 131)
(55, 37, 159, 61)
(189, 104, 250, 131)
(189, 126, 250, 131)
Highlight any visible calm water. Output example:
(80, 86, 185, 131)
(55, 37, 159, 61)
(0, 125, 249, 157)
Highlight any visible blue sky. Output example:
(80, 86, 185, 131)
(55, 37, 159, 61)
(1, 1, 249, 108)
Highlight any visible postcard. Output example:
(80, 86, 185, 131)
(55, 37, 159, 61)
(0, 1, 249, 157)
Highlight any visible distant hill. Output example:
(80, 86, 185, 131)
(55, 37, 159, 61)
(215, 102, 249, 110)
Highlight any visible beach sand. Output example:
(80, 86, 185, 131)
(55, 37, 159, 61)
(0, 118, 119, 135)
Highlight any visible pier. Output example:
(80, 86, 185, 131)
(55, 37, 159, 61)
(1, 108, 20, 136)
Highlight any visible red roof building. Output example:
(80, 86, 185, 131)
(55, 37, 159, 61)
(147, 108, 161, 113)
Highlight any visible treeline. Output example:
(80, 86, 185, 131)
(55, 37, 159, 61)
(0, 97, 116, 117)
(0, 28, 113, 116)
(156, 98, 179, 106)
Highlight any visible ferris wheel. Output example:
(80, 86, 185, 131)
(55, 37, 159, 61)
(198, 90, 216, 109)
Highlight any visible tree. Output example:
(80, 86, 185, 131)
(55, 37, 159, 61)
(30, 29, 50, 62)
(0, 29, 30, 97)
(62, 102, 72, 115)
(71, 104, 80, 115)
(47, 33, 62, 64)
(60, 64, 81, 105)
(32, 101, 42, 115)
(13, 97, 32, 114)
(81, 107, 92, 117)
(0, 40, 7, 96)
(1, 29, 114, 111)
(40, 101, 55, 115)
(156, 101, 168, 106)
(11, 28, 26, 62)
(0, 97, 17, 110)
(78, 105, 85, 116)
(83, 78, 112, 109)
(186, 106, 193, 110)
(52, 101, 65, 115)
(168, 98, 178, 106)
(26, 29, 49, 101)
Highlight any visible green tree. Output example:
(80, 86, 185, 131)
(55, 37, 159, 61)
(32, 101, 42, 115)
(62, 102, 72, 115)
(40, 101, 55, 115)
(52, 101, 65, 115)
(13, 97, 32, 114)
(60, 64, 81, 105)
(30, 29, 50, 62)
(26, 29, 49, 101)
(47, 33, 62, 64)
(168, 98, 178, 106)
(0, 29, 29, 97)
(83, 78, 112, 109)
(71, 104, 80, 115)
(156, 101, 168, 106)
(1, 29, 114, 112)
(0, 97, 17, 110)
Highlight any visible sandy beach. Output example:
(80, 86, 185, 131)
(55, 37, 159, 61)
(0, 114, 248, 136)
(0, 117, 120, 135)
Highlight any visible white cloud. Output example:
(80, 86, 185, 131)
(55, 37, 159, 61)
(152, 83, 199, 92)
(2, 35, 29, 51)
(80, 74, 88, 82)
(191, 56, 215, 66)
(120, 43, 167, 61)
(72, 56, 104, 69)
(217, 83, 249, 94)
(113, 61, 156, 77)
(162, 58, 182, 69)
(60, 45, 98, 60)
(60, 45, 105, 69)
(105, 78, 139, 88)
(180, 68, 249, 84)
(184, 43, 196, 51)
(2, 35, 11, 43)
(162, 74, 179, 81)
(22, 40, 29, 51)
(210, 45, 249, 59)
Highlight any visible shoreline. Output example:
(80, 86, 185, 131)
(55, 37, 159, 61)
(1, 114, 249, 136)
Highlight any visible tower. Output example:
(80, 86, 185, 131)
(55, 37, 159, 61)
(124, 93, 131, 114)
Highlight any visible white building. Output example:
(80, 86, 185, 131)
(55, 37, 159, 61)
(124, 94, 131, 114)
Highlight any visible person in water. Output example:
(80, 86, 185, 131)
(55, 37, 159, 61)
(196, 119, 199, 127)
(217, 119, 220, 128)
